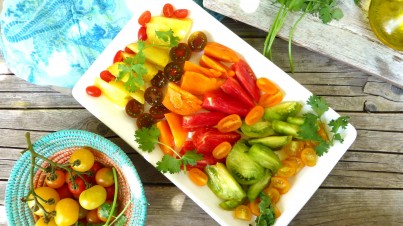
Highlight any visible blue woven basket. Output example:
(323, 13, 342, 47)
(5, 130, 148, 225)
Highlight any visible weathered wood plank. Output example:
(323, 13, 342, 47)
(364, 81, 403, 102)
(1, 181, 401, 225)
(0, 93, 80, 109)
(0, 75, 55, 92)
(204, 0, 403, 87)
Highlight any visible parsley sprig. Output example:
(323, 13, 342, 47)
(298, 95, 349, 156)
(251, 193, 276, 226)
(134, 125, 203, 174)
(116, 29, 180, 93)
(263, 0, 344, 73)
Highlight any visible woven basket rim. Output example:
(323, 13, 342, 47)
(5, 129, 148, 226)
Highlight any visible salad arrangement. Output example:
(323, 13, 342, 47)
(84, 3, 350, 225)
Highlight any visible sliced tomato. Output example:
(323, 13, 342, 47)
(221, 77, 255, 108)
(233, 59, 260, 102)
(192, 127, 241, 154)
(182, 111, 228, 131)
(202, 89, 252, 117)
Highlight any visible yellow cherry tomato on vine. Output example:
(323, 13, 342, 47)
(79, 185, 107, 210)
(54, 198, 79, 226)
(28, 187, 60, 216)
(70, 148, 95, 172)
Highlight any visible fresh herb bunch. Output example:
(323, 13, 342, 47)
(250, 193, 276, 226)
(299, 95, 350, 156)
(135, 125, 204, 174)
(263, 0, 344, 73)
(116, 29, 180, 93)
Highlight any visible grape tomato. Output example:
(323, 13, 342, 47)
(138, 26, 148, 41)
(86, 86, 101, 97)
(173, 9, 189, 18)
(125, 98, 144, 118)
(138, 10, 151, 26)
(163, 3, 174, 17)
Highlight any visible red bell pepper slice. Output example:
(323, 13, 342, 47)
(192, 127, 241, 154)
(221, 77, 255, 108)
(182, 111, 228, 131)
(179, 141, 222, 171)
(202, 89, 252, 117)
(233, 59, 261, 102)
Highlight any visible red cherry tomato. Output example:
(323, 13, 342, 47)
(56, 183, 74, 200)
(68, 176, 87, 196)
(138, 10, 151, 26)
(100, 70, 116, 83)
(138, 26, 147, 41)
(105, 185, 115, 200)
(86, 86, 101, 97)
(163, 3, 174, 17)
(113, 50, 124, 63)
(86, 209, 102, 223)
(174, 9, 189, 18)
(90, 161, 104, 175)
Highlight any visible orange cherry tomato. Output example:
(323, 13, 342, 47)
(163, 3, 174, 17)
(247, 199, 261, 216)
(86, 209, 102, 223)
(233, 205, 252, 221)
(301, 147, 318, 167)
(217, 114, 242, 133)
(86, 86, 101, 97)
(212, 141, 232, 159)
(45, 170, 66, 189)
(273, 204, 282, 218)
(245, 105, 264, 126)
(173, 9, 189, 18)
(256, 77, 279, 95)
(188, 168, 208, 186)
(138, 10, 151, 26)
(275, 165, 296, 178)
(283, 156, 305, 172)
(258, 91, 284, 108)
(270, 176, 290, 194)
(95, 167, 115, 187)
(282, 140, 305, 157)
(263, 186, 280, 204)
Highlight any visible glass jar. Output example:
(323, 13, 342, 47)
(368, 0, 403, 51)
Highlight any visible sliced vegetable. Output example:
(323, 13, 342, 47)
(125, 42, 170, 68)
(188, 168, 208, 186)
(155, 120, 175, 156)
(256, 77, 279, 95)
(217, 114, 242, 133)
(212, 141, 232, 160)
(233, 59, 260, 102)
(301, 147, 318, 167)
(226, 141, 265, 185)
(233, 205, 252, 221)
(165, 112, 188, 149)
(258, 91, 284, 108)
(204, 42, 239, 63)
(146, 16, 193, 45)
(182, 111, 228, 131)
(240, 121, 275, 138)
(202, 89, 252, 117)
(272, 120, 300, 138)
(205, 163, 246, 209)
(248, 136, 292, 149)
(221, 77, 255, 108)
(263, 101, 302, 121)
(200, 54, 234, 77)
(180, 71, 225, 96)
(162, 82, 202, 116)
(183, 61, 221, 78)
(245, 105, 265, 126)
(247, 171, 272, 201)
(192, 127, 241, 154)
(248, 144, 282, 173)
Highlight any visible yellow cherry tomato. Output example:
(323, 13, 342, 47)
(79, 185, 107, 210)
(54, 198, 79, 226)
(28, 187, 60, 216)
(35, 217, 57, 226)
(70, 148, 95, 172)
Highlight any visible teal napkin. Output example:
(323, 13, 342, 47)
(0, 0, 223, 88)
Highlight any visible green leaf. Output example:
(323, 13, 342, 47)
(113, 215, 128, 226)
(319, 6, 332, 24)
(329, 116, 349, 133)
(298, 113, 322, 141)
(134, 125, 160, 152)
(306, 95, 329, 117)
(315, 141, 330, 156)
(181, 151, 204, 166)
(254, 192, 276, 226)
(98, 202, 113, 220)
(156, 154, 182, 174)
(155, 29, 180, 47)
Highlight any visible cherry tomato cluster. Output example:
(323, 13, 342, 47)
(32, 148, 120, 225)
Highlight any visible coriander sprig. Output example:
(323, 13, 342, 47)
(134, 125, 203, 174)
(298, 95, 350, 156)
(117, 29, 180, 93)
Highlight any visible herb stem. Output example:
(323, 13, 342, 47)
(104, 167, 119, 225)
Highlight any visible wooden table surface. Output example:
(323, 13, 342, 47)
(0, 17, 402, 226)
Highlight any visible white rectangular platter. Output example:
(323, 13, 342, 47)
(72, 0, 357, 225)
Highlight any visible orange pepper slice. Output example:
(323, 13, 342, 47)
(183, 61, 222, 78)
(180, 71, 225, 96)
(162, 82, 202, 116)
(200, 54, 235, 77)
(155, 120, 175, 156)
(164, 112, 188, 149)
(204, 42, 239, 63)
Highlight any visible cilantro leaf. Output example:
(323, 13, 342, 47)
(254, 192, 276, 226)
(331, 8, 344, 21)
(328, 116, 349, 144)
(156, 155, 182, 174)
(155, 29, 180, 47)
(307, 95, 329, 117)
(298, 113, 321, 141)
(134, 125, 160, 152)
(315, 141, 330, 157)
(181, 150, 204, 166)
(113, 215, 127, 226)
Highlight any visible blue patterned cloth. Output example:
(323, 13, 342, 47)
(0, 0, 223, 88)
